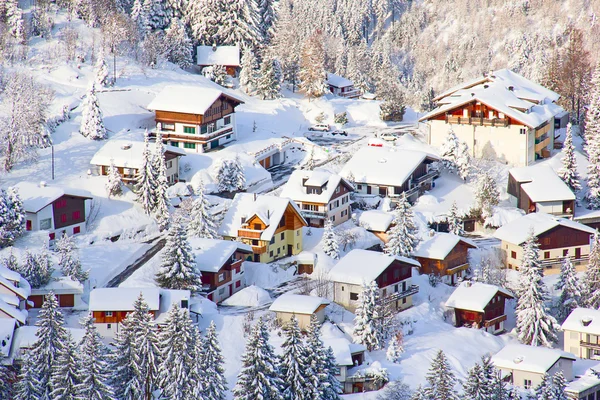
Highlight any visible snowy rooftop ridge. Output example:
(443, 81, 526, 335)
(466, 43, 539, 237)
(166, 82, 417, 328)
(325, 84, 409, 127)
(280, 170, 352, 205)
(358, 210, 394, 232)
(188, 237, 252, 273)
(328, 249, 420, 286)
(14, 182, 92, 213)
(509, 164, 575, 203)
(327, 72, 354, 88)
(196, 45, 240, 67)
(0, 298, 27, 325)
(493, 212, 595, 245)
(562, 308, 600, 334)
(146, 85, 244, 115)
(30, 276, 84, 296)
(412, 233, 477, 261)
(491, 344, 575, 374)
(89, 287, 161, 311)
(269, 294, 330, 315)
(445, 281, 513, 313)
(90, 140, 186, 171)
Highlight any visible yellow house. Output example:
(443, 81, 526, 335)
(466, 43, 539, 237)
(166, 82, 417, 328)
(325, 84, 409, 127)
(218, 193, 307, 263)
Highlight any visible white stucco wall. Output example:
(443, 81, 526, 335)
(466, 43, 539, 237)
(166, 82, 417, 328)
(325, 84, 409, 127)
(500, 240, 590, 270)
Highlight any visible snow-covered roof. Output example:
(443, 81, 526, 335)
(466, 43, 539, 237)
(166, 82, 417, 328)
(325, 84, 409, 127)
(494, 212, 595, 245)
(0, 274, 30, 300)
(509, 165, 575, 203)
(0, 298, 27, 325)
(196, 45, 240, 67)
(322, 337, 366, 366)
(189, 238, 252, 273)
(327, 72, 354, 88)
(218, 193, 307, 241)
(88, 287, 161, 311)
(269, 294, 330, 315)
(14, 182, 92, 213)
(562, 308, 600, 335)
(420, 69, 564, 129)
(328, 249, 420, 285)
(358, 210, 394, 233)
(30, 277, 83, 296)
(154, 289, 191, 324)
(12, 326, 85, 353)
(491, 344, 575, 374)
(412, 233, 477, 260)
(0, 318, 16, 358)
(90, 140, 186, 170)
(280, 170, 352, 205)
(0, 266, 21, 284)
(566, 361, 600, 394)
(147, 85, 244, 115)
(340, 146, 439, 188)
(445, 281, 513, 312)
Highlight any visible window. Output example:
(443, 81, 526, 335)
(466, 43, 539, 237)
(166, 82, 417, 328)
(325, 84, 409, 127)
(350, 292, 359, 301)
(394, 269, 400, 279)
(107, 323, 112, 329)
(40, 218, 51, 230)
(26, 220, 32, 231)
(218, 273, 225, 282)
(270, 251, 273, 257)
(254, 223, 262, 230)
(341, 286, 344, 291)
(162, 123, 175, 131)
(73, 226, 80, 234)
(277, 248, 281, 254)
(544, 251, 550, 259)
(357, 184, 363, 190)
(105, 311, 113, 317)
(226, 135, 231, 139)
(183, 126, 196, 134)
(336, 187, 340, 193)
(235, 280, 241, 288)
(296, 231, 300, 236)
(519, 128, 527, 135)
(55, 199, 67, 208)
(331, 216, 335, 222)
(49, 232, 55, 240)
(394, 284, 398, 292)
(72, 211, 81, 220)
(218, 287, 225, 295)
(170, 141, 179, 147)
(402, 297, 407, 304)
(563, 249, 569, 257)
(280, 232, 285, 240)
(524, 379, 532, 389)
(224, 116, 231, 125)
(296, 243, 299, 249)
(183, 143, 196, 149)
(270, 237, 275, 245)
(511, 251, 517, 259)
(166, 160, 173, 169)
(61, 214, 67, 223)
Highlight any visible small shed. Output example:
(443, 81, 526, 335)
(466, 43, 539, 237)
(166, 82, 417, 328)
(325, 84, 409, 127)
(269, 294, 330, 330)
(197, 45, 240, 76)
(28, 277, 84, 309)
(327, 73, 360, 99)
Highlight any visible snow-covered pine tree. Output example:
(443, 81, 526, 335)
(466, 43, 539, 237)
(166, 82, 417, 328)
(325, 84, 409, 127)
(474, 171, 500, 225)
(21, 250, 53, 289)
(558, 123, 581, 193)
(14, 353, 42, 400)
(440, 130, 460, 174)
(457, 142, 472, 181)
(534, 373, 554, 400)
(135, 130, 157, 215)
(106, 159, 123, 198)
(240, 46, 260, 94)
(353, 281, 385, 351)
(131, 0, 150, 36)
(152, 148, 171, 232)
(164, 17, 193, 69)
(257, 57, 281, 100)
(0, 363, 15, 399)
(79, 84, 107, 140)
(2, 250, 19, 272)
(305, 315, 341, 400)
(188, 179, 219, 239)
(211, 65, 229, 86)
(376, 380, 412, 400)
(515, 232, 558, 347)
(144, 0, 170, 30)
(411, 386, 428, 400)
(0, 187, 26, 247)
(587, 64, 600, 209)
(554, 257, 582, 322)
(386, 332, 404, 363)
(95, 57, 110, 88)
(447, 201, 464, 236)
(232, 154, 247, 191)
(552, 371, 569, 400)
(49, 331, 82, 399)
(299, 31, 328, 100)
(5, 0, 25, 43)
(77, 315, 116, 399)
(257, 0, 276, 43)
(322, 346, 343, 400)
(55, 234, 88, 283)
(424, 350, 459, 400)
(189, 324, 206, 399)
(304, 147, 316, 171)
(199, 320, 227, 400)
(109, 311, 137, 399)
(29, 293, 69, 397)
(582, 231, 600, 308)
(216, 159, 235, 193)
(385, 194, 420, 257)
(158, 305, 196, 399)
(233, 317, 284, 400)
(322, 218, 340, 259)
(280, 316, 318, 400)
(462, 362, 492, 400)
(155, 217, 201, 290)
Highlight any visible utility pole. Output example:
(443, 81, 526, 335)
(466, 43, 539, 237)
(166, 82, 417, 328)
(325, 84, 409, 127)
(51, 144, 55, 180)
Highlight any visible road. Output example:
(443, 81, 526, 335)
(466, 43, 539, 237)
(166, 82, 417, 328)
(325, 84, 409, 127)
(105, 237, 166, 287)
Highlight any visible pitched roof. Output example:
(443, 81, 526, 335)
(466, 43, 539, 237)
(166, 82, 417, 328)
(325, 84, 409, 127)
(340, 146, 440, 188)
(0, 274, 31, 300)
(509, 165, 575, 203)
(327, 72, 354, 88)
(280, 170, 352, 205)
(491, 344, 575, 374)
(196, 45, 240, 66)
(412, 233, 477, 260)
(0, 318, 16, 358)
(189, 238, 252, 273)
(328, 249, 420, 285)
(218, 193, 307, 241)
(154, 289, 191, 324)
(358, 210, 394, 233)
(0, 298, 27, 325)
(445, 281, 513, 312)
(30, 277, 84, 296)
(420, 69, 564, 129)
(493, 212, 595, 245)
(562, 307, 600, 335)
(14, 182, 92, 213)
(90, 140, 186, 170)
(269, 294, 330, 314)
(89, 287, 161, 312)
(147, 85, 244, 115)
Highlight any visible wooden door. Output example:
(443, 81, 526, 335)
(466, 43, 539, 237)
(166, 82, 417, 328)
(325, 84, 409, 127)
(58, 294, 74, 307)
(367, 186, 371, 194)
(288, 245, 293, 256)
(575, 247, 581, 259)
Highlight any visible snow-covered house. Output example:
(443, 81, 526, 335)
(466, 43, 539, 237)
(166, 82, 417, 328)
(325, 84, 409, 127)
(28, 277, 84, 309)
(328, 249, 420, 312)
(0, 266, 31, 312)
(280, 170, 353, 227)
(218, 193, 308, 264)
(15, 182, 92, 245)
(565, 362, 600, 400)
(327, 73, 360, 99)
(147, 85, 244, 153)
(90, 139, 186, 185)
(340, 146, 440, 203)
(196, 45, 240, 76)
(268, 294, 330, 330)
(419, 69, 566, 166)
(357, 210, 394, 243)
(508, 164, 576, 218)
(562, 308, 600, 360)
(189, 238, 253, 303)
(322, 336, 379, 393)
(444, 281, 513, 334)
(412, 233, 477, 285)
(491, 344, 576, 390)
(6, 325, 85, 365)
(88, 287, 190, 337)
(494, 213, 595, 272)
(0, 318, 16, 363)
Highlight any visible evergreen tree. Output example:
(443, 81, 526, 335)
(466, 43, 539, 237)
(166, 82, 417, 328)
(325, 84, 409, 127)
(233, 317, 284, 400)
(554, 257, 582, 322)
(21, 250, 53, 289)
(474, 171, 500, 225)
(534, 373, 554, 400)
(109, 312, 137, 400)
(303, 148, 316, 171)
(79, 84, 107, 140)
(440, 130, 460, 174)
(587, 63, 600, 209)
(240, 47, 260, 94)
(6, 0, 25, 43)
(411, 386, 428, 400)
(135, 130, 157, 215)
(257, 57, 281, 100)
(164, 18, 193, 69)
(558, 123, 581, 193)
(0, 363, 15, 399)
(131, 0, 150, 36)
(106, 160, 124, 198)
(95, 57, 110, 88)
(280, 316, 317, 400)
(424, 350, 459, 400)
(216, 159, 235, 193)
(55, 234, 88, 283)
(14, 354, 42, 400)
(386, 332, 404, 363)
(144, 0, 170, 31)
(299, 31, 328, 100)
(130, 293, 161, 399)
(552, 371, 569, 400)
(200, 320, 227, 400)
(211, 65, 229, 86)
(50, 331, 81, 400)
(155, 217, 201, 290)
(257, 0, 276, 43)
(447, 201, 464, 236)
(322, 218, 340, 259)
(353, 281, 385, 351)
(0, 188, 26, 247)
(385, 194, 420, 257)
(377, 380, 412, 400)
(515, 232, 558, 347)
(457, 142, 472, 181)
(232, 155, 247, 191)
(188, 179, 219, 239)
(77, 315, 115, 400)
(462, 362, 492, 400)
(152, 131, 170, 231)
(2, 249, 19, 272)
(322, 346, 343, 400)
(582, 231, 600, 308)
(305, 315, 341, 400)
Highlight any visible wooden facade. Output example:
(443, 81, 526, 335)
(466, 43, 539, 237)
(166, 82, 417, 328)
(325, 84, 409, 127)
(28, 294, 74, 308)
(453, 291, 513, 331)
(155, 95, 240, 127)
(415, 241, 475, 284)
(374, 260, 412, 289)
(92, 310, 157, 324)
(428, 100, 523, 127)
(200, 250, 251, 291)
(537, 225, 592, 250)
(52, 195, 88, 230)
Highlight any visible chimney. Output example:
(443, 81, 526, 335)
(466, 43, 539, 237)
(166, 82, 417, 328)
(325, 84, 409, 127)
(508, 86, 514, 91)
(302, 177, 308, 186)
(39, 181, 47, 187)
(582, 317, 593, 327)
(212, 43, 217, 52)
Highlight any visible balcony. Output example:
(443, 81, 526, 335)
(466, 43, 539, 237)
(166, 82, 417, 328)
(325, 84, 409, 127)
(251, 245, 267, 254)
(339, 89, 361, 99)
(412, 169, 439, 185)
(153, 126, 234, 143)
(300, 210, 327, 220)
(378, 285, 419, 306)
(446, 263, 469, 274)
(580, 340, 600, 350)
(535, 136, 551, 152)
(446, 115, 509, 127)
(483, 314, 507, 328)
(237, 228, 263, 239)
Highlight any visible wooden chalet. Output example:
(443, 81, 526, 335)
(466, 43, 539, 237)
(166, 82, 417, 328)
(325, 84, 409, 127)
(196, 45, 240, 76)
(327, 73, 360, 99)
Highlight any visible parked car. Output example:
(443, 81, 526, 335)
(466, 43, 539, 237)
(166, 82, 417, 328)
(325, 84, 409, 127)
(378, 132, 398, 141)
(309, 123, 330, 132)
(332, 130, 348, 136)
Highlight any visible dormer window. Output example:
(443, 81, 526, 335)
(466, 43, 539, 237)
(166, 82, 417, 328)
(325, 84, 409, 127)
(241, 217, 246, 224)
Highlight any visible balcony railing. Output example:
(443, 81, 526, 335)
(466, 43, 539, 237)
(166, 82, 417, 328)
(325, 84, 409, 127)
(446, 263, 469, 274)
(580, 340, 600, 350)
(378, 285, 419, 306)
(412, 169, 439, 185)
(535, 137, 551, 152)
(300, 210, 327, 220)
(446, 115, 509, 127)
(483, 314, 507, 328)
(152, 126, 233, 143)
(237, 228, 263, 239)
(251, 245, 268, 254)
(339, 89, 361, 98)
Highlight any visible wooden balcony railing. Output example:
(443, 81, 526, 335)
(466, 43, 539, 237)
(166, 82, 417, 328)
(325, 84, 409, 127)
(252, 245, 267, 254)
(535, 137, 551, 152)
(300, 210, 327, 220)
(483, 314, 507, 328)
(237, 229, 263, 239)
(412, 169, 439, 185)
(152, 126, 233, 143)
(446, 115, 509, 127)
(446, 263, 469, 274)
(580, 340, 600, 350)
(378, 285, 419, 306)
